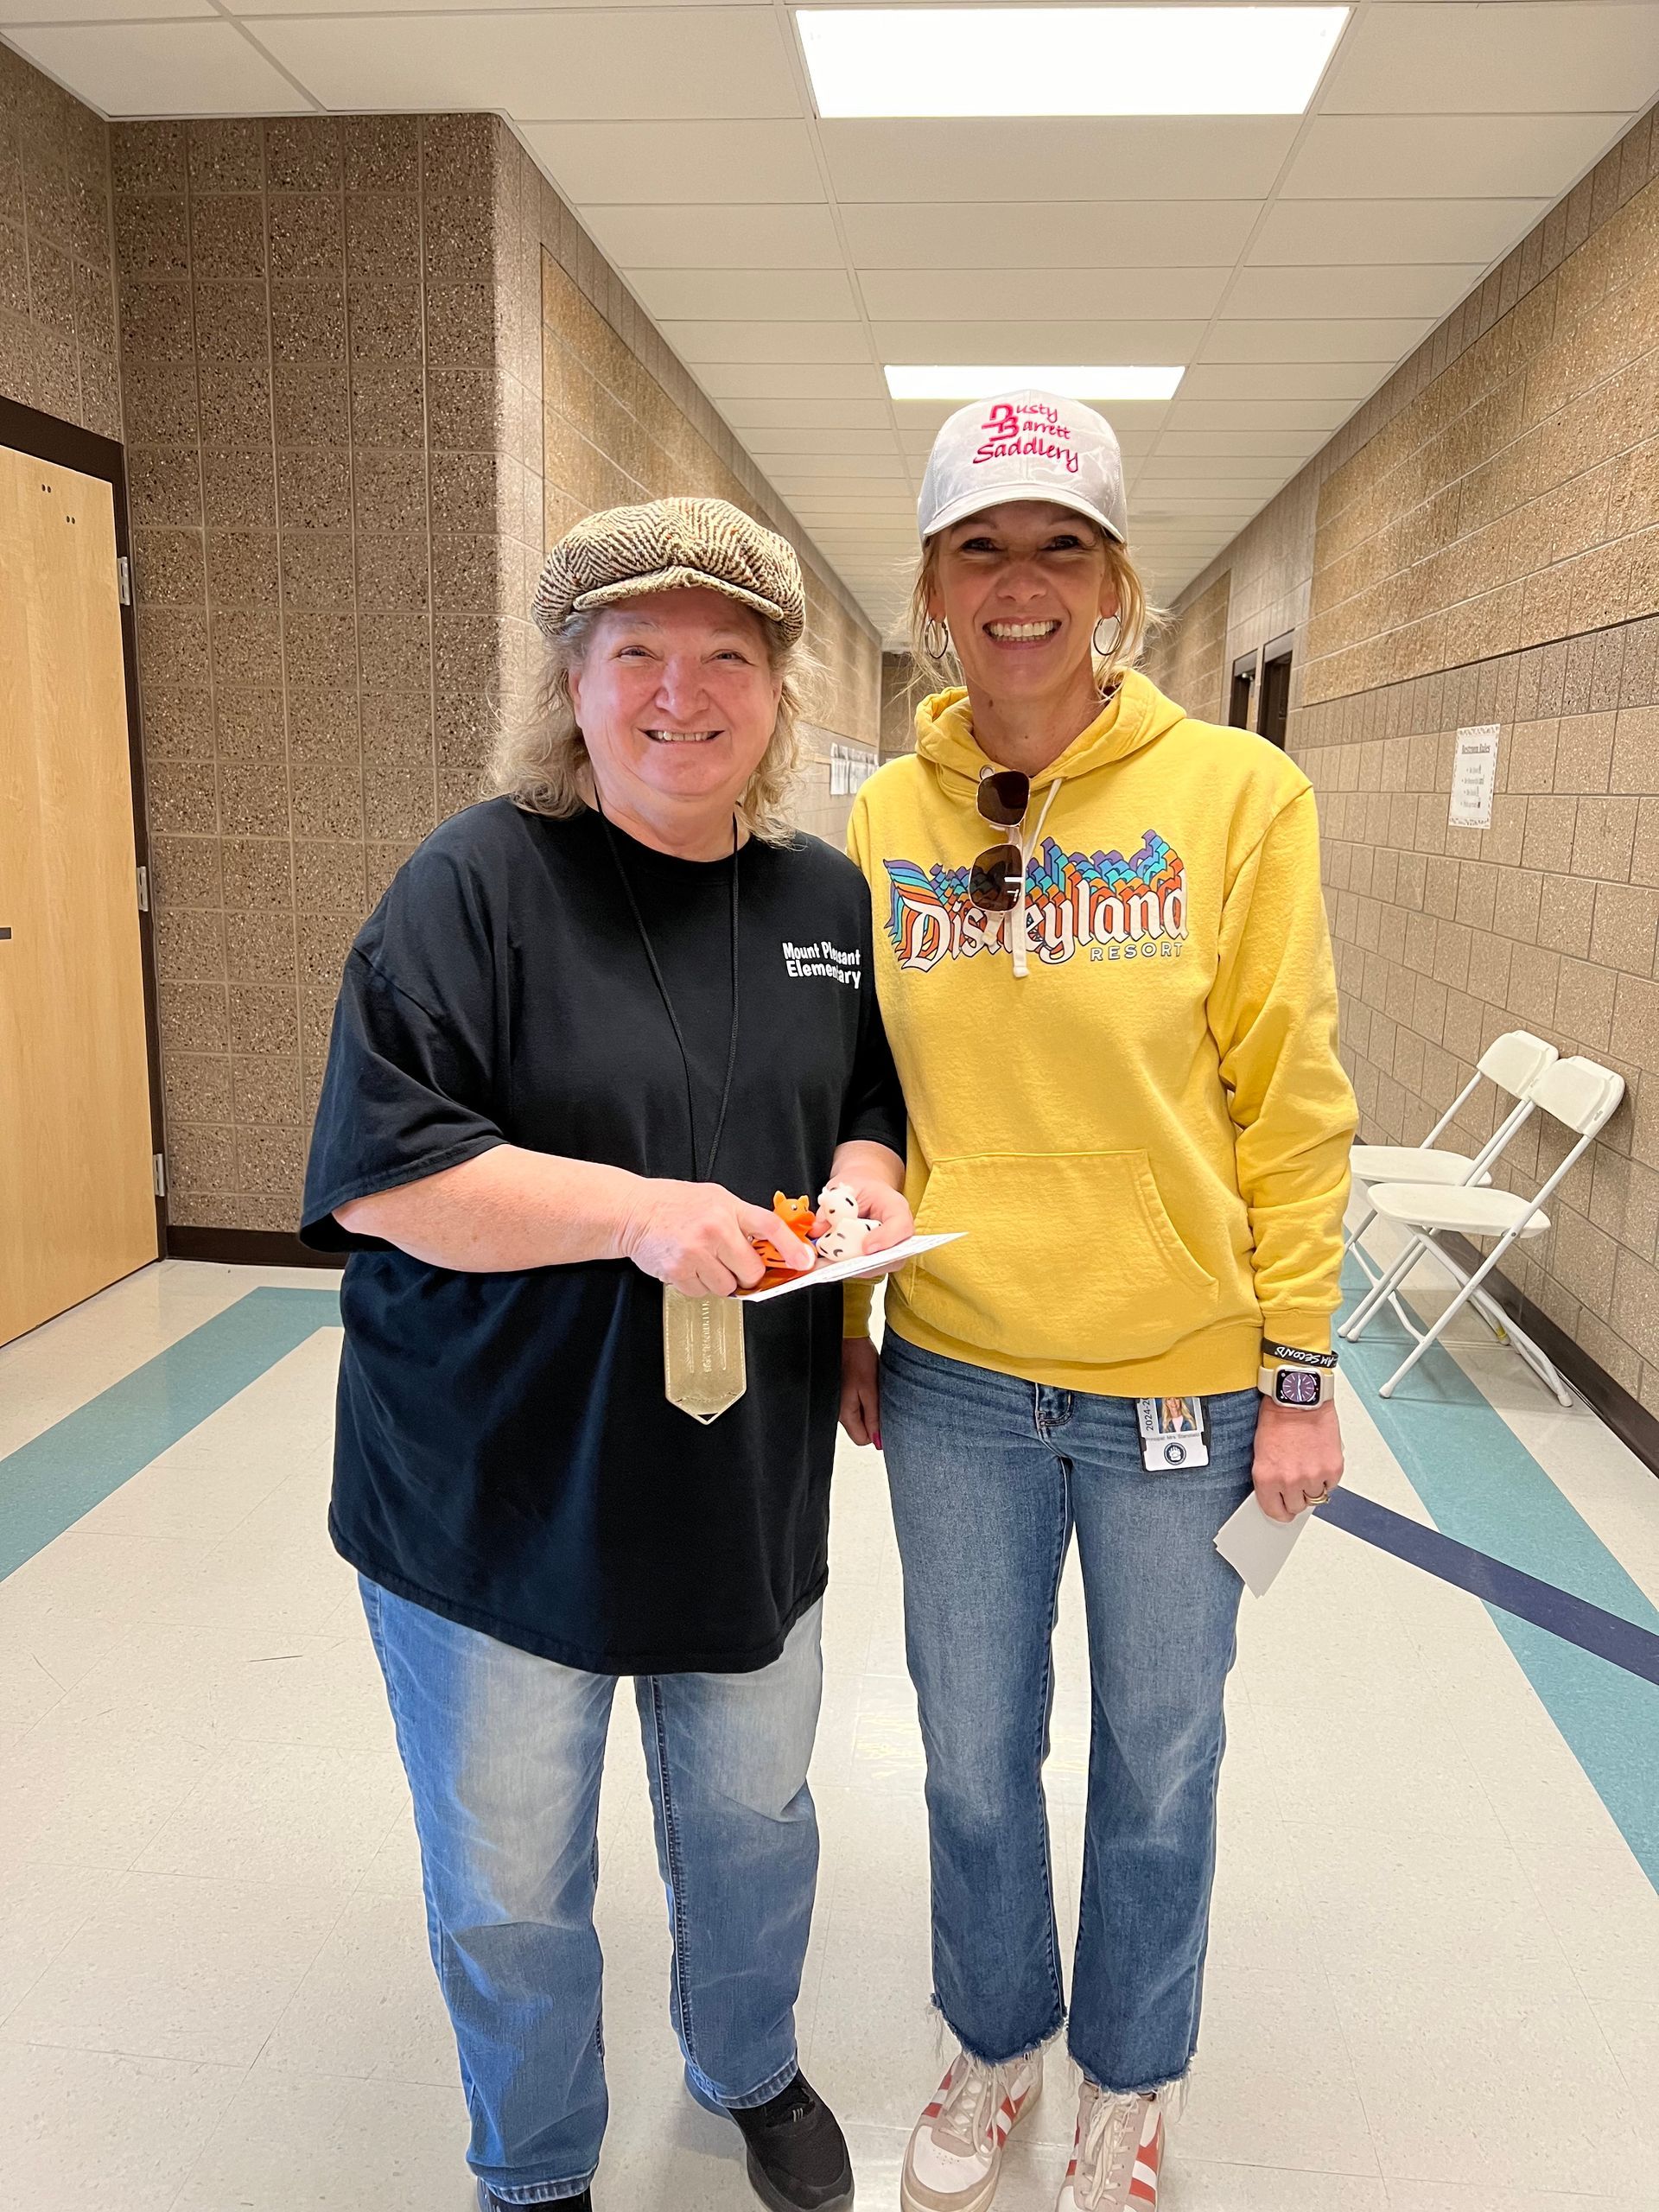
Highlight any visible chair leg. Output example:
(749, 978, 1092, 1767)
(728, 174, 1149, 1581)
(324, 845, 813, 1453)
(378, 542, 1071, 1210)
(1484, 1308, 1573, 1408)
(1343, 1200, 1379, 1257)
(1340, 1234, 1427, 1341)
(1378, 1230, 1528, 1398)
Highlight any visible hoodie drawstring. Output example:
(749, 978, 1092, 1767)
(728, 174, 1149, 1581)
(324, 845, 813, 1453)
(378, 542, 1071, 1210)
(1012, 777, 1062, 980)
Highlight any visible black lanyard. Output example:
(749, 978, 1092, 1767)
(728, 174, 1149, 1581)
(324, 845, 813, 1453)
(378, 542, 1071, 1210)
(601, 809, 741, 1185)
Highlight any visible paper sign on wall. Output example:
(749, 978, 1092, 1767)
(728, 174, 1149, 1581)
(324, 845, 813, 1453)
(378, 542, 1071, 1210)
(1449, 724, 1501, 830)
(830, 742, 877, 798)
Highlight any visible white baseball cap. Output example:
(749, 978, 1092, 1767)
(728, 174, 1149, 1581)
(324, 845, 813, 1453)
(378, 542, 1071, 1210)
(918, 389, 1128, 544)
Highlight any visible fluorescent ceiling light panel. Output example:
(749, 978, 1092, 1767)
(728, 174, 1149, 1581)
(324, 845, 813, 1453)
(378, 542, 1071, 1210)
(887, 365, 1184, 401)
(798, 7, 1349, 118)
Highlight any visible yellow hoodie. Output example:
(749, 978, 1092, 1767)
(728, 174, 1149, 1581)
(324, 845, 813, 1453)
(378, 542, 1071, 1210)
(845, 670, 1357, 1397)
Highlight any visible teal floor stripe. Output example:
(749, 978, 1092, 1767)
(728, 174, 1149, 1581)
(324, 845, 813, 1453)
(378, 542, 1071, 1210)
(0, 1287, 340, 1582)
(1339, 1260, 1659, 1885)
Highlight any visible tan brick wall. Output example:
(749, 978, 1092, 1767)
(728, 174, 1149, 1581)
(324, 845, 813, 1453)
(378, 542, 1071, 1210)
(111, 114, 532, 1235)
(1143, 569, 1230, 723)
(1150, 99, 1659, 1413)
(120, 110, 879, 1236)
(524, 150, 880, 843)
(1305, 168, 1659, 705)
(0, 42, 118, 436)
(1298, 616, 1659, 1404)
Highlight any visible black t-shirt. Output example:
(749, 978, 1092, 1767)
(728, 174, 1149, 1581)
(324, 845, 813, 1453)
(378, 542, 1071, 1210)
(301, 798, 906, 1675)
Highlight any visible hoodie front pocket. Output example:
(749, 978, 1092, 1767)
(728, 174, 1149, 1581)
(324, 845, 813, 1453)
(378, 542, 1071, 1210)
(904, 1149, 1218, 1368)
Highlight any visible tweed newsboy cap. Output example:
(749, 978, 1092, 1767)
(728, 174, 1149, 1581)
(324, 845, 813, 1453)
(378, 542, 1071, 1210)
(533, 496, 806, 647)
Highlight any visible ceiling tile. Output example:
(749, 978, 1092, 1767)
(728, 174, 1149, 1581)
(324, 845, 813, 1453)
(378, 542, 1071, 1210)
(819, 118, 1300, 204)
(838, 200, 1262, 269)
(718, 397, 893, 429)
(1281, 112, 1628, 200)
(1247, 195, 1551, 267)
(3, 17, 310, 110)
(1320, 3, 1659, 115)
(1223, 264, 1484, 321)
(257, 9, 801, 121)
(1135, 457, 1296, 485)
(855, 266, 1229, 323)
(1164, 398, 1354, 431)
(1199, 318, 1433, 363)
(696, 362, 886, 399)
(871, 319, 1207, 363)
(741, 428, 902, 456)
(1175, 361, 1392, 401)
(631, 268, 859, 321)
(226, 0, 772, 9)
(0, 0, 211, 17)
(581, 202, 843, 270)
(762, 453, 909, 479)
(667, 321, 874, 364)
(523, 121, 823, 203)
(1155, 430, 1326, 458)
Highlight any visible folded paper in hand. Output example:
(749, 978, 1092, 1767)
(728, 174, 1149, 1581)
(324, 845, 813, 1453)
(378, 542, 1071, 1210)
(741, 1232, 963, 1305)
(1214, 1493, 1316, 1597)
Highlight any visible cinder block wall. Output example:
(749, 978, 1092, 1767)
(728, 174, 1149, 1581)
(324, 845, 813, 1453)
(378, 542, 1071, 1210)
(1153, 101, 1659, 1409)
(0, 41, 118, 434)
(1, 41, 883, 1239)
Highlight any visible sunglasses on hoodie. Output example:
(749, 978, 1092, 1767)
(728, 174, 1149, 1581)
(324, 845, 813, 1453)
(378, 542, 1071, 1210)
(969, 769, 1033, 911)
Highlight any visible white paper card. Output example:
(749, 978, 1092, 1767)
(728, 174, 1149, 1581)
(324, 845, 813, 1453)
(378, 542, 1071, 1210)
(1449, 723, 1500, 830)
(1214, 1493, 1314, 1597)
(741, 1232, 963, 1304)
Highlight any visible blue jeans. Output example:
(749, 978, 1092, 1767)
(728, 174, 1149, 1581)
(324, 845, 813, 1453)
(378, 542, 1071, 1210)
(879, 1334, 1255, 2097)
(361, 1579, 823, 2205)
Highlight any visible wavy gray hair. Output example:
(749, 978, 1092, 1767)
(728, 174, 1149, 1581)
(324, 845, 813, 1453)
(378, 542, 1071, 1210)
(493, 601, 819, 845)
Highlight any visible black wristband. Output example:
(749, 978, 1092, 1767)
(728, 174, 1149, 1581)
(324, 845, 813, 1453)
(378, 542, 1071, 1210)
(1262, 1340, 1338, 1370)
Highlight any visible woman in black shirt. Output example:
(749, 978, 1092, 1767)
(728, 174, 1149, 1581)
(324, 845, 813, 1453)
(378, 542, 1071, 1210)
(302, 499, 909, 2212)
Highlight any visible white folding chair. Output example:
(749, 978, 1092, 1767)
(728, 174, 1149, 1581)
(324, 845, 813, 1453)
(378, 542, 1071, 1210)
(1345, 1029, 1558, 1342)
(1339, 1055, 1625, 1403)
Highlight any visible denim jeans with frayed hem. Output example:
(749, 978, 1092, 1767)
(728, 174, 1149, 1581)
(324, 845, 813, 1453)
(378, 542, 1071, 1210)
(361, 1579, 823, 2206)
(879, 1334, 1254, 2097)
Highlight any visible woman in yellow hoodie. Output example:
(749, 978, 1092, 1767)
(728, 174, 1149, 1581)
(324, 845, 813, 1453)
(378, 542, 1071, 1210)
(842, 392, 1357, 2212)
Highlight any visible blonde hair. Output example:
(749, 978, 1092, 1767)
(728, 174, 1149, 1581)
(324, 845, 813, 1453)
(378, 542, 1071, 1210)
(493, 601, 817, 845)
(906, 522, 1161, 695)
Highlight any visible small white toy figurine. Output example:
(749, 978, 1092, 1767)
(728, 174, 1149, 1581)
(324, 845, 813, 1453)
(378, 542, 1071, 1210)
(814, 1180, 879, 1263)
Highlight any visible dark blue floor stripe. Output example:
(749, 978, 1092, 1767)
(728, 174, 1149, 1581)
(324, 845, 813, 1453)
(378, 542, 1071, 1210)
(1320, 1487, 1659, 1688)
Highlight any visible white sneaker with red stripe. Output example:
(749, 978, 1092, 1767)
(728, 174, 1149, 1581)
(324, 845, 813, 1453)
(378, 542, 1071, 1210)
(899, 2047, 1043, 2212)
(1054, 2075, 1185, 2210)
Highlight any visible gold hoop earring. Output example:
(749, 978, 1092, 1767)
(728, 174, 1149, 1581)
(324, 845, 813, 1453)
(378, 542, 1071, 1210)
(921, 617, 950, 661)
(1093, 614, 1122, 658)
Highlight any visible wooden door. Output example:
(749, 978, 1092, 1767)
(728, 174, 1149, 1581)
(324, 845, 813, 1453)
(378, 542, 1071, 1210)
(0, 443, 158, 1344)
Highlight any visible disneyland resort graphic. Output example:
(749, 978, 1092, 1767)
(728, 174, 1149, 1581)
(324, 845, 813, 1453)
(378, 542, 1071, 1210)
(884, 833, 1188, 971)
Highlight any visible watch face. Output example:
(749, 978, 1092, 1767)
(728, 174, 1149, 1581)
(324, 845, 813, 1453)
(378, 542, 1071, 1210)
(1275, 1368, 1322, 1407)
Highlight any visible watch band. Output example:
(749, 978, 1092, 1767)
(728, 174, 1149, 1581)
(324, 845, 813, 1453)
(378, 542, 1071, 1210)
(1257, 1362, 1336, 1407)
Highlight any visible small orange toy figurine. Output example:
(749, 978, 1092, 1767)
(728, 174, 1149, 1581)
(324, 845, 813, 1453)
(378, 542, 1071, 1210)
(750, 1192, 817, 1289)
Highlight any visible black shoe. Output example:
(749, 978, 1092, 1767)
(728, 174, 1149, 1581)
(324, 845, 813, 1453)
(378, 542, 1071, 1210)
(729, 2071, 854, 2212)
(479, 2190, 591, 2211)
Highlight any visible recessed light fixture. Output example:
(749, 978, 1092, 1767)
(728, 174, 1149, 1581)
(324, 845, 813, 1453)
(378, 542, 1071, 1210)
(797, 7, 1349, 118)
(887, 365, 1185, 402)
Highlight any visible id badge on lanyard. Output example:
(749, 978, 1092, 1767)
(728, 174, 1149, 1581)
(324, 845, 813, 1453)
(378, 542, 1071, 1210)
(1135, 1396, 1210, 1471)
(604, 810, 750, 1425)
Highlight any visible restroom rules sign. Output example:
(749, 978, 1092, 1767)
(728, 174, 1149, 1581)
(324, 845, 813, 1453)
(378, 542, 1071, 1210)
(1450, 724, 1501, 830)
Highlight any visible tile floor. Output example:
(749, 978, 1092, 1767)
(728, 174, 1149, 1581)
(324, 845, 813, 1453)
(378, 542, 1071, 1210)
(1, 1239, 1657, 2212)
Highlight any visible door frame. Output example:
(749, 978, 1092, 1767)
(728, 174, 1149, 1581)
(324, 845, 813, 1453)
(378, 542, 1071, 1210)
(2, 392, 167, 1264)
